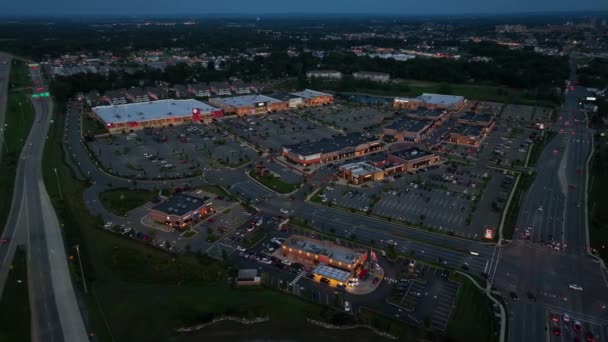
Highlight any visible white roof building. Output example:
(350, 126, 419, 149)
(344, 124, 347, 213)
(92, 99, 217, 125)
(211, 94, 282, 108)
(416, 93, 465, 108)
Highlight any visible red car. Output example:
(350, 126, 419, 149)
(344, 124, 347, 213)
(207, 218, 215, 223)
(553, 328, 562, 336)
(585, 332, 596, 342)
(551, 314, 560, 323)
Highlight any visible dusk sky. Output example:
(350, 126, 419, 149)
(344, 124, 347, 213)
(2, 0, 608, 16)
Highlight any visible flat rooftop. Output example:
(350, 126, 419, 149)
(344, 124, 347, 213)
(384, 116, 434, 133)
(92, 99, 217, 124)
(313, 265, 351, 283)
(459, 112, 494, 123)
(212, 94, 281, 108)
(290, 89, 332, 99)
(283, 234, 364, 266)
(267, 92, 301, 102)
(340, 161, 382, 176)
(391, 147, 434, 161)
(417, 93, 465, 107)
(450, 124, 484, 137)
(406, 107, 446, 119)
(284, 133, 380, 157)
(151, 193, 210, 217)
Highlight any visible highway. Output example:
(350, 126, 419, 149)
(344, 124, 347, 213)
(495, 59, 608, 342)
(0, 59, 89, 341)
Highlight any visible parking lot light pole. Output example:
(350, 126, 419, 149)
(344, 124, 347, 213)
(74, 244, 88, 294)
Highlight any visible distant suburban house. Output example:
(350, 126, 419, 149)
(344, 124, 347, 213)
(126, 88, 150, 103)
(352, 71, 390, 83)
(306, 70, 343, 80)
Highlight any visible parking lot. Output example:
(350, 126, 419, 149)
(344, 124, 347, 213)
(385, 262, 460, 332)
(299, 106, 396, 134)
(87, 123, 257, 178)
(265, 160, 303, 185)
(316, 162, 511, 237)
(216, 112, 337, 153)
(477, 104, 552, 167)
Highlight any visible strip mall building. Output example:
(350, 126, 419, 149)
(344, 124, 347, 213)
(282, 133, 384, 166)
(91, 99, 222, 133)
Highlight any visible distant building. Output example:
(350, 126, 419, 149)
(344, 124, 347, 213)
(457, 112, 495, 128)
(209, 82, 233, 96)
(393, 93, 465, 111)
(125, 88, 150, 103)
(282, 133, 384, 166)
(148, 193, 212, 230)
(339, 162, 385, 184)
(268, 93, 304, 108)
(445, 124, 487, 146)
(102, 89, 127, 105)
(289, 89, 334, 106)
(382, 116, 435, 142)
(187, 83, 212, 98)
(353, 71, 390, 83)
(145, 86, 169, 101)
(236, 269, 261, 286)
(306, 70, 343, 80)
(91, 99, 222, 133)
(208, 94, 287, 116)
(280, 235, 365, 277)
(230, 80, 255, 95)
(338, 147, 440, 184)
(385, 147, 441, 174)
(170, 84, 189, 98)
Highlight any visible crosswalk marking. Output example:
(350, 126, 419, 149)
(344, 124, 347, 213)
(289, 271, 306, 286)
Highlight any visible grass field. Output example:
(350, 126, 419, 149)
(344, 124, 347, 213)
(446, 275, 499, 342)
(0, 246, 31, 342)
(8, 60, 30, 90)
(528, 131, 557, 167)
(42, 102, 430, 341)
(98, 188, 157, 216)
(250, 170, 300, 193)
(589, 133, 608, 263)
(0, 94, 35, 234)
(82, 113, 108, 136)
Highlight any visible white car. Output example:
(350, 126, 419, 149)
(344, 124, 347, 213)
(282, 259, 292, 266)
(103, 221, 113, 228)
(344, 301, 351, 312)
(280, 208, 289, 214)
(569, 284, 583, 291)
(236, 246, 246, 252)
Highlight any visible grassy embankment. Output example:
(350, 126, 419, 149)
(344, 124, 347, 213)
(589, 132, 608, 263)
(98, 188, 157, 216)
(446, 274, 499, 342)
(0, 95, 35, 234)
(0, 247, 31, 342)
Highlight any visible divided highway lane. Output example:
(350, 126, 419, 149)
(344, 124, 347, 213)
(297, 204, 496, 274)
(0, 56, 10, 163)
(496, 60, 608, 342)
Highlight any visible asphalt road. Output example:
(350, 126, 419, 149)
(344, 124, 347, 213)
(0, 60, 89, 341)
(495, 59, 608, 342)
